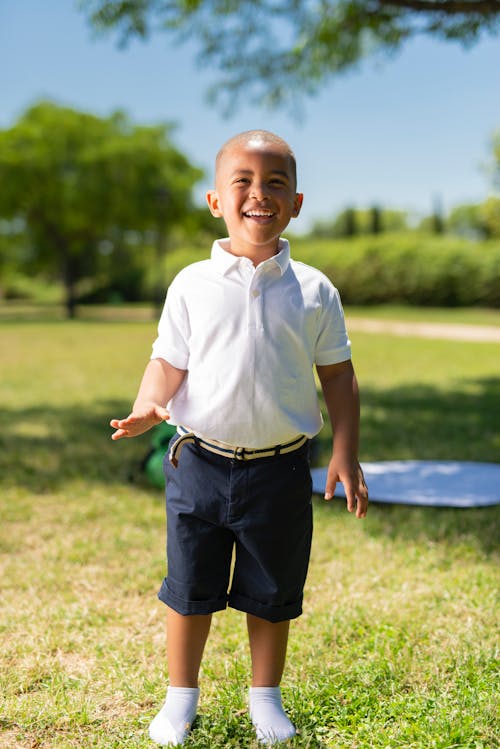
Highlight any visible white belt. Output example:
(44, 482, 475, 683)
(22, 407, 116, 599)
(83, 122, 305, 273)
(169, 425, 308, 468)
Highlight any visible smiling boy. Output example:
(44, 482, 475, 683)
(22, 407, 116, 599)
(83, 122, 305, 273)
(207, 130, 303, 262)
(110, 130, 368, 746)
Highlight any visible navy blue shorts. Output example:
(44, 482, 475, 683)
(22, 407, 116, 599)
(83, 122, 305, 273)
(157, 436, 313, 623)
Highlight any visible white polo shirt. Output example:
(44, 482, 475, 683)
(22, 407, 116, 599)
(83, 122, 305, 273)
(151, 238, 351, 447)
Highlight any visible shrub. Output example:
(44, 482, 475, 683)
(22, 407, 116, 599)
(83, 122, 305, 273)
(289, 233, 500, 307)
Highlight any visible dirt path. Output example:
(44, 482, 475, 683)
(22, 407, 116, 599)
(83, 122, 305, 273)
(346, 318, 500, 343)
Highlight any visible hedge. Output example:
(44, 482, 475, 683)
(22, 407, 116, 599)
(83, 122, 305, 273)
(159, 233, 500, 308)
(284, 234, 500, 307)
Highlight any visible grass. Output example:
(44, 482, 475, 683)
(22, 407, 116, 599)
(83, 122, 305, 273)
(345, 305, 500, 327)
(0, 316, 499, 748)
(2, 300, 500, 327)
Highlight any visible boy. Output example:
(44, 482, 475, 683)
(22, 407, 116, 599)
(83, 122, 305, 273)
(110, 130, 368, 746)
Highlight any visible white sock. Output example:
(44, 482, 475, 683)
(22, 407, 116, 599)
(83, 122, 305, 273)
(249, 686, 296, 744)
(148, 686, 199, 746)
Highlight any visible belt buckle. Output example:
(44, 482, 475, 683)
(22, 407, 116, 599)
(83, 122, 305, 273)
(234, 446, 246, 461)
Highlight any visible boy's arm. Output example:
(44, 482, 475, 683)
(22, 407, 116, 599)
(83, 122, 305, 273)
(316, 360, 368, 519)
(110, 358, 186, 440)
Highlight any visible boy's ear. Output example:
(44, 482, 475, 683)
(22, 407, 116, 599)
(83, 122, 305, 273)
(292, 193, 304, 218)
(206, 190, 223, 218)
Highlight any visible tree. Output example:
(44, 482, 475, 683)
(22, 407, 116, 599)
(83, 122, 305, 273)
(311, 205, 408, 236)
(370, 204, 382, 234)
(0, 102, 202, 317)
(447, 202, 489, 237)
(491, 129, 500, 189)
(0, 219, 29, 299)
(480, 196, 500, 236)
(423, 130, 500, 238)
(431, 194, 445, 234)
(479, 129, 500, 236)
(80, 0, 500, 107)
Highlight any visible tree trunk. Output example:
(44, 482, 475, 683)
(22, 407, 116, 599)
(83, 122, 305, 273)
(60, 243, 77, 319)
(154, 220, 168, 317)
(65, 281, 77, 319)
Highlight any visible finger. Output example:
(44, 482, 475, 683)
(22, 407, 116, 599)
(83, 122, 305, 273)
(118, 415, 137, 427)
(345, 487, 356, 513)
(110, 415, 135, 429)
(324, 482, 336, 500)
(355, 466, 369, 518)
(356, 484, 369, 518)
(154, 406, 170, 421)
(111, 428, 129, 440)
(324, 471, 337, 501)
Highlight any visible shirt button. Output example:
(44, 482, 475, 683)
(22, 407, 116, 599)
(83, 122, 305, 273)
(251, 290, 260, 298)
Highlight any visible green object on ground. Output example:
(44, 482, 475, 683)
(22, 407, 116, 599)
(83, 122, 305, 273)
(143, 421, 177, 488)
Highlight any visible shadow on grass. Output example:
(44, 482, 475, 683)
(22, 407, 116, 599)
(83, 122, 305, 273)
(314, 375, 500, 556)
(3, 379, 500, 485)
(0, 399, 155, 493)
(363, 376, 500, 463)
(1, 380, 499, 552)
(314, 377, 500, 464)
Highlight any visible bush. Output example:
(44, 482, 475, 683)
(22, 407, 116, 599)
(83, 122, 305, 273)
(6, 233, 500, 308)
(289, 233, 500, 307)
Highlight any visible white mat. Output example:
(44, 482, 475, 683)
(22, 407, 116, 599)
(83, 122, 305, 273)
(311, 461, 500, 508)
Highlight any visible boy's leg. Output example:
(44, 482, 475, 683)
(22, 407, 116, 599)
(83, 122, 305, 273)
(247, 614, 289, 687)
(167, 607, 212, 687)
(247, 614, 296, 743)
(149, 608, 211, 746)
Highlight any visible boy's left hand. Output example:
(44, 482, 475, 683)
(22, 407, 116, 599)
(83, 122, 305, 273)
(324, 455, 368, 518)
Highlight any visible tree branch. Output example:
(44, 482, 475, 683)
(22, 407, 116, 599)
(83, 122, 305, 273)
(378, 0, 500, 16)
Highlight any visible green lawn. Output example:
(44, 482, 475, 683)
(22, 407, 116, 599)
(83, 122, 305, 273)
(2, 301, 500, 328)
(0, 318, 498, 748)
(346, 305, 500, 327)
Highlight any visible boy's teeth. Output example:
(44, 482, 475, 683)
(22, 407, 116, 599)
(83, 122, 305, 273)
(245, 211, 273, 217)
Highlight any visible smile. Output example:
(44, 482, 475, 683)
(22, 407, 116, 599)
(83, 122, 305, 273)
(243, 210, 276, 218)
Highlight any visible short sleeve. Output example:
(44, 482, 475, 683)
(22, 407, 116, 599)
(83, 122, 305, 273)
(314, 280, 351, 365)
(150, 276, 190, 369)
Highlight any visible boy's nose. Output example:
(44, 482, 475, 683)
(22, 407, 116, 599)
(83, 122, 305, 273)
(250, 182, 270, 200)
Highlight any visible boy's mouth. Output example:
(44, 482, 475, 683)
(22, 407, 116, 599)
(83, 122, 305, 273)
(243, 209, 276, 221)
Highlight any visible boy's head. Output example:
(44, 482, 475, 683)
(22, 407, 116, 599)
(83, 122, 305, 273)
(207, 130, 303, 258)
(215, 130, 298, 191)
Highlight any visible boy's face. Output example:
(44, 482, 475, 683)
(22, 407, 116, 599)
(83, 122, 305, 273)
(206, 140, 303, 258)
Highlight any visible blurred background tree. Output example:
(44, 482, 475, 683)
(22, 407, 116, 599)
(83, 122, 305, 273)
(492, 128, 500, 186)
(447, 202, 489, 238)
(0, 102, 202, 317)
(480, 196, 500, 236)
(311, 205, 408, 237)
(80, 0, 500, 109)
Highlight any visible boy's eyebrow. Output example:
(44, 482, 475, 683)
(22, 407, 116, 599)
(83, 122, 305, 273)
(230, 168, 291, 180)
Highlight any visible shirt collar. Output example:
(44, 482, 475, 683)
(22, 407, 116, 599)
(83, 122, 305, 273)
(211, 238, 290, 277)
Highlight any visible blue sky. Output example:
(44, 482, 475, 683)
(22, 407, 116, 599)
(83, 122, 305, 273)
(1, 0, 499, 233)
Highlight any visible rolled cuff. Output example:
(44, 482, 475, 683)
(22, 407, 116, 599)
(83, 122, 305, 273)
(228, 591, 303, 623)
(157, 577, 227, 616)
(315, 344, 352, 366)
(150, 342, 189, 370)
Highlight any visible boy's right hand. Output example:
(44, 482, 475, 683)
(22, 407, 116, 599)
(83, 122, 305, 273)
(109, 404, 170, 440)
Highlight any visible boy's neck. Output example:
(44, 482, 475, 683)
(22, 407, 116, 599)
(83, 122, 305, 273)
(225, 239, 281, 267)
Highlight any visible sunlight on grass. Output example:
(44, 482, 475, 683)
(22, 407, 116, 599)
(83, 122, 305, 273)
(345, 305, 500, 327)
(1, 318, 498, 748)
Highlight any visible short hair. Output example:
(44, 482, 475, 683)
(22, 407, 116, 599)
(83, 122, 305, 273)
(216, 130, 297, 188)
